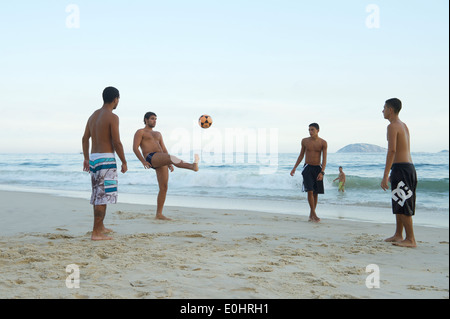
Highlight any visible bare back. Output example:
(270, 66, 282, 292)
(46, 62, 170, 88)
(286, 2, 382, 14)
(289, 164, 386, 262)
(87, 109, 116, 153)
(388, 120, 413, 163)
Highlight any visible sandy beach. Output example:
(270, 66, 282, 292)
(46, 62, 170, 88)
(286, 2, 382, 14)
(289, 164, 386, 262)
(0, 190, 448, 299)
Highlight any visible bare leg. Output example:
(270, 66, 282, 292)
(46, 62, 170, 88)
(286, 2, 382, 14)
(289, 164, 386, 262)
(155, 166, 171, 220)
(385, 214, 403, 243)
(150, 153, 199, 171)
(92, 204, 113, 240)
(392, 215, 417, 247)
(307, 191, 320, 222)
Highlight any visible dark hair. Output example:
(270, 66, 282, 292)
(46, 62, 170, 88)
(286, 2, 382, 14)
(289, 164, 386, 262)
(144, 112, 157, 123)
(102, 86, 120, 104)
(309, 123, 320, 130)
(385, 98, 402, 114)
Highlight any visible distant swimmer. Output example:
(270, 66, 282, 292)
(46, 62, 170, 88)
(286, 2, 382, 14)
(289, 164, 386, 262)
(290, 123, 327, 223)
(133, 112, 199, 220)
(82, 87, 128, 241)
(333, 166, 346, 192)
(381, 98, 417, 248)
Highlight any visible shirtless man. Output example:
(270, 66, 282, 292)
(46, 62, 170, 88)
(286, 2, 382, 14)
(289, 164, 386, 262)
(290, 123, 328, 222)
(133, 112, 199, 220)
(381, 98, 417, 248)
(333, 166, 346, 192)
(82, 86, 128, 240)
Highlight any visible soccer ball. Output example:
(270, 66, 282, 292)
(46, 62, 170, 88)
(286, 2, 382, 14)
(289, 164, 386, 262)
(198, 114, 213, 129)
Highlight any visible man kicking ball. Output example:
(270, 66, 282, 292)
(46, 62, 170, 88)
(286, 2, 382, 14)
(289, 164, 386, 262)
(133, 112, 199, 220)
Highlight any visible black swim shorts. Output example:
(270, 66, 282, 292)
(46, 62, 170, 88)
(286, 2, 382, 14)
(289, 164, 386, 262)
(301, 164, 324, 194)
(390, 163, 417, 216)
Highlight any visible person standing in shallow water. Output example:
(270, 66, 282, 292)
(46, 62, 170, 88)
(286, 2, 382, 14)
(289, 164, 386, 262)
(290, 123, 327, 223)
(133, 112, 199, 220)
(333, 166, 346, 192)
(381, 98, 417, 248)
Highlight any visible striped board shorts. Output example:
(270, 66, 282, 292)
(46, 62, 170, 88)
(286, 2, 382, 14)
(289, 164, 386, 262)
(89, 153, 118, 205)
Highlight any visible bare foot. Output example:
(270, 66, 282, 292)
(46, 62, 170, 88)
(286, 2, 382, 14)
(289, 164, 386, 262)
(91, 232, 113, 241)
(102, 228, 114, 234)
(384, 235, 403, 243)
(308, 216, 321, 223)
(156, 214, 172, 220)
(392, 239, 417, 248)
(193, 154, 199, 172)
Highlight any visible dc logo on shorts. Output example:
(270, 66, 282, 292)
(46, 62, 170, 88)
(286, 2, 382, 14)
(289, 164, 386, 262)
(392, 181, 413, 207)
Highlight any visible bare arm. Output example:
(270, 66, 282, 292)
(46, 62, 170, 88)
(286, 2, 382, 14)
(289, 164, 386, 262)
(133, 130, 151, 168)
(82, 121, 91, 172)
(381, 125, 397, 191)
(290, 140, 306, 176)
(317, 140, 327, 181)
(111, 115, 127, 173)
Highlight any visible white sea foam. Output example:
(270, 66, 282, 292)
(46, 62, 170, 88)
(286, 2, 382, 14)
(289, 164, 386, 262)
(0, 152, 448, 227)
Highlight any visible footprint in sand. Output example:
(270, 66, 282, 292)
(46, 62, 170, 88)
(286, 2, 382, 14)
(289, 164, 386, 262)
(129, 280, 147, 287)
(248, 266, 273, 272)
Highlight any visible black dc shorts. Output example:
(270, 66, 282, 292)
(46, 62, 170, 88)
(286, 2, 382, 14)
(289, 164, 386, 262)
(390, 163, 417, 216)
(301, 164, 324, 194)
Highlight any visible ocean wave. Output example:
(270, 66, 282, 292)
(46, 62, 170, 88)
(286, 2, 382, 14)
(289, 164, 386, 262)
(340, 175, 448, 193)
(0, 152, 448, 213)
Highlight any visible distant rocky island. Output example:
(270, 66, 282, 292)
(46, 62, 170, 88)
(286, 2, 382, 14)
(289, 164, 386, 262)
(337, 143, 387, 153)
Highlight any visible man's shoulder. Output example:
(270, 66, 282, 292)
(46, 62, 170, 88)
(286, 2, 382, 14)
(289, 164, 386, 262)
(303, 136, 326, 143)
(110, 112, 119, 120)
(95, 108, 118, 121)
(88, 108, 101, 119)
(388, 119, 407, 128)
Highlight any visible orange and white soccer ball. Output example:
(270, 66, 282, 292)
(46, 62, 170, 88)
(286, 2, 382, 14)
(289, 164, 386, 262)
(198, 114, 213, 129)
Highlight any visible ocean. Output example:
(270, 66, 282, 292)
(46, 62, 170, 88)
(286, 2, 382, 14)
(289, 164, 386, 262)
(0, 152, 448, 228)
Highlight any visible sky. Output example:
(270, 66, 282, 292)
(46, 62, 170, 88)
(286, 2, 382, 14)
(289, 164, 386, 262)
(0, 0, 448, 155)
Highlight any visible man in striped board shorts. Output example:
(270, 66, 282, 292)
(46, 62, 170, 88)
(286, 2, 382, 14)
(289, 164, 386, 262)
(82, 87, 128, 240)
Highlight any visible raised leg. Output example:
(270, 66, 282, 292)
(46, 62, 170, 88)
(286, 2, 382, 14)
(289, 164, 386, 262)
(150, 153, 199, 171)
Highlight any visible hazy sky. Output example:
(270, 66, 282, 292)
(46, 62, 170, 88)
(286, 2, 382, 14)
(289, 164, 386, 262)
(0, 0, 448, 154)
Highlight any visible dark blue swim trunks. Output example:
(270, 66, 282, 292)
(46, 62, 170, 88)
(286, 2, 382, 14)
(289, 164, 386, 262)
(146, 152, 157, 170)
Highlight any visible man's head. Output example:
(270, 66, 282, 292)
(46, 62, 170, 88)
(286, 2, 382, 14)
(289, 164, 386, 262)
(144, 112, 157, 128)
(383, 98, 402, 118)
(103, 86, 120, 108)
(309, 123, 320, 137)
